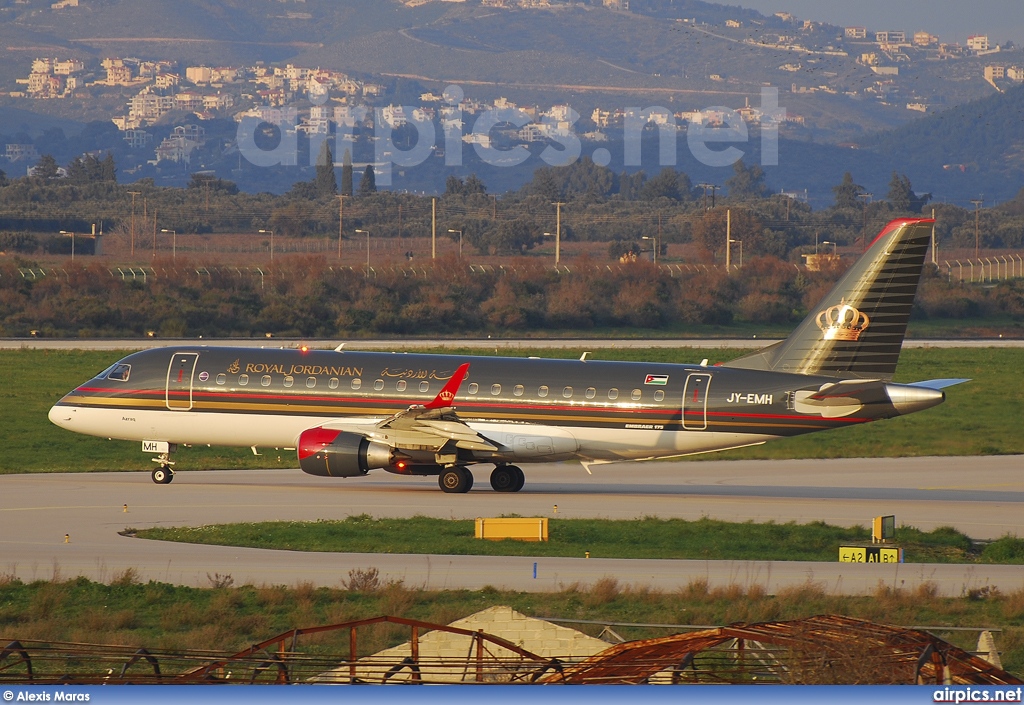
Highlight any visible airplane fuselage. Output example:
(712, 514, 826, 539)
(49, 346, 937, 465)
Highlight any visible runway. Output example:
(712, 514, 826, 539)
(2, 457, 1022, 596)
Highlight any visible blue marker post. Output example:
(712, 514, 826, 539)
(533, 562, 537, 579)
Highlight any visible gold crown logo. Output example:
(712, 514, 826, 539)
(816, 302, 870, 341)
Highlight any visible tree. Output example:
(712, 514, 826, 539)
(887, 171, 931, 213)
(100, 153, 117, 183)
(0, 168, 7, 187)
(340, 149, 353, 197)
(639, 167, 682, 201)
(358, 165, 376, 195)
(314, 142, 337, 198)
(33, 154, 60, 180)
(832, 172, 864, 210)
(724, 160, 769, 200)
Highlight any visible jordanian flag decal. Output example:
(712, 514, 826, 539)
(644, 374, 669, 385)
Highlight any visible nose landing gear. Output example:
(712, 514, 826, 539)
(150, 451, 175, 484)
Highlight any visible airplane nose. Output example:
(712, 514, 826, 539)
(48, 403, 73, 429)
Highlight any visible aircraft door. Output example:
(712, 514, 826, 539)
(166, 353, 199, 411)
(682, 373, 711, 430)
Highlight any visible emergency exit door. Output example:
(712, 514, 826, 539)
(682, 373, 711, 430)
(166, 353, 199, 410)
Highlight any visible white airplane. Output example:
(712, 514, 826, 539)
(50, 218, 964, 493)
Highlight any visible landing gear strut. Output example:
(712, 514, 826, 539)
(150, 452, 174, 484)
(438, 466, 473, 493)
(490, 465, 525, 493)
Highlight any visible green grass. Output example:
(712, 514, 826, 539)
(2, 346, 1021, 474)
(134, 515, 1024, 565)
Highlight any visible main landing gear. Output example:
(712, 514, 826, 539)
(489, 464, 525, 493)
(150, 452, 175, 484)
(437, 465, 526, 494)
(438, 466, 474, 493)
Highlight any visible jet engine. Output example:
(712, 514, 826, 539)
(297, 427, 392, 478)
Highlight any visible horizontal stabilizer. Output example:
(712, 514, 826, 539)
(906, 378, 971, 390)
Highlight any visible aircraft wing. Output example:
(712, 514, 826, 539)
(322, 361, 500, 453)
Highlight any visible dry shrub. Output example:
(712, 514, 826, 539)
(914, 582, 940, 600)
(709, 583, 745, 602)
(775, 580, 827, 610)
(621, 582, 663, 604)
(380, 582, 414, 617)
(79, 607, 139, 633)
(584, 577, 620, 607)
(783, 634, 914, 684)
(160, 602, 202, 632)
(29, 581, 69, 620)
(747, 583, 768, 601)
(293, 580, 318, 602)
(680, 577, 709, 600)
(207, 572, 235, 589)
(0, 565, 18, 586)
(1001, 587, 1024, 620)
(255, 585, 289, 608)
(343, 567, 381, 592)
(110, 567, 141, 586)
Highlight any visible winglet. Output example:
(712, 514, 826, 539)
(425, 362, 471, 409)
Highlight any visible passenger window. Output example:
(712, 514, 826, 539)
(513, 384, 524, 397)
(654, 390, 665, 402)
(283, 376, 294, 388)
(396, 380, 407, 392)
(538, 385, 549, 398)
(631, 389, 642, 401)
(107, 364, 131, 382)
(419, 381, 429, 392)
(329, 378, 339, 390)
(563, 386, 573, 398)
(468, 383, 479, 394)
(608, 388, 619, 400)
(238, 374, 249, 386)
(306, 377, 316, 388)
(216, 374, 226, 385)
(351, 378, 362, 390)
(374, 379, 384, 391)
(585, 387, 596, 399)
(261, 375, 271, 387)
(491, 384, 501, 395)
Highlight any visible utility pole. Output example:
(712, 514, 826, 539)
(340, 194, 349, 260)
(698, 183, 718, 211)
(725, 209, 731, 270)
(553, 201, 564, 265)
(152, 208, 157, 257)
(431, 197, 437, 259)
(127, 190, 140, 258)
(857, 192, 873, 250)
(398, 203, 403, 241)
(971, 198, 984, 260)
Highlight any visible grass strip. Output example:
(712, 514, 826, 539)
(134, 515, 1024, 564)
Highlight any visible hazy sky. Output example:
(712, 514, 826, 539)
(731, 0, 1024, 45)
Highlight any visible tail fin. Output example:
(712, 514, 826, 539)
(724, 218, 933, 380)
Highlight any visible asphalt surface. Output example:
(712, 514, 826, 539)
(2, 457, 1022, 596)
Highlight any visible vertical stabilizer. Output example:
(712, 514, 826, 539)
(724, 218, 933, 380)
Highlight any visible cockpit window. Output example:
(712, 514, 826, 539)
(107, 364, 131, 382)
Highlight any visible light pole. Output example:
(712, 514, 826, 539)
(641, 235, 658, 264)
(259, 229, 274, 261)
(356, 229, 370, 272)
(160, 229, 176, 261)
(59, 230, 74, 261)
(448, 229, 463, 259)
(821, 240, 837, 256)
(729, 239, 742, 268)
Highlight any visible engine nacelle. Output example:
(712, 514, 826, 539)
(297, 427, 392, 478)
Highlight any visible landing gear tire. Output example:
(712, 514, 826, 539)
(439, 466, 473, 494)
(151, 467, 173, 485)
(510, 465, 525, 492)
(490, 465, 525, 492)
